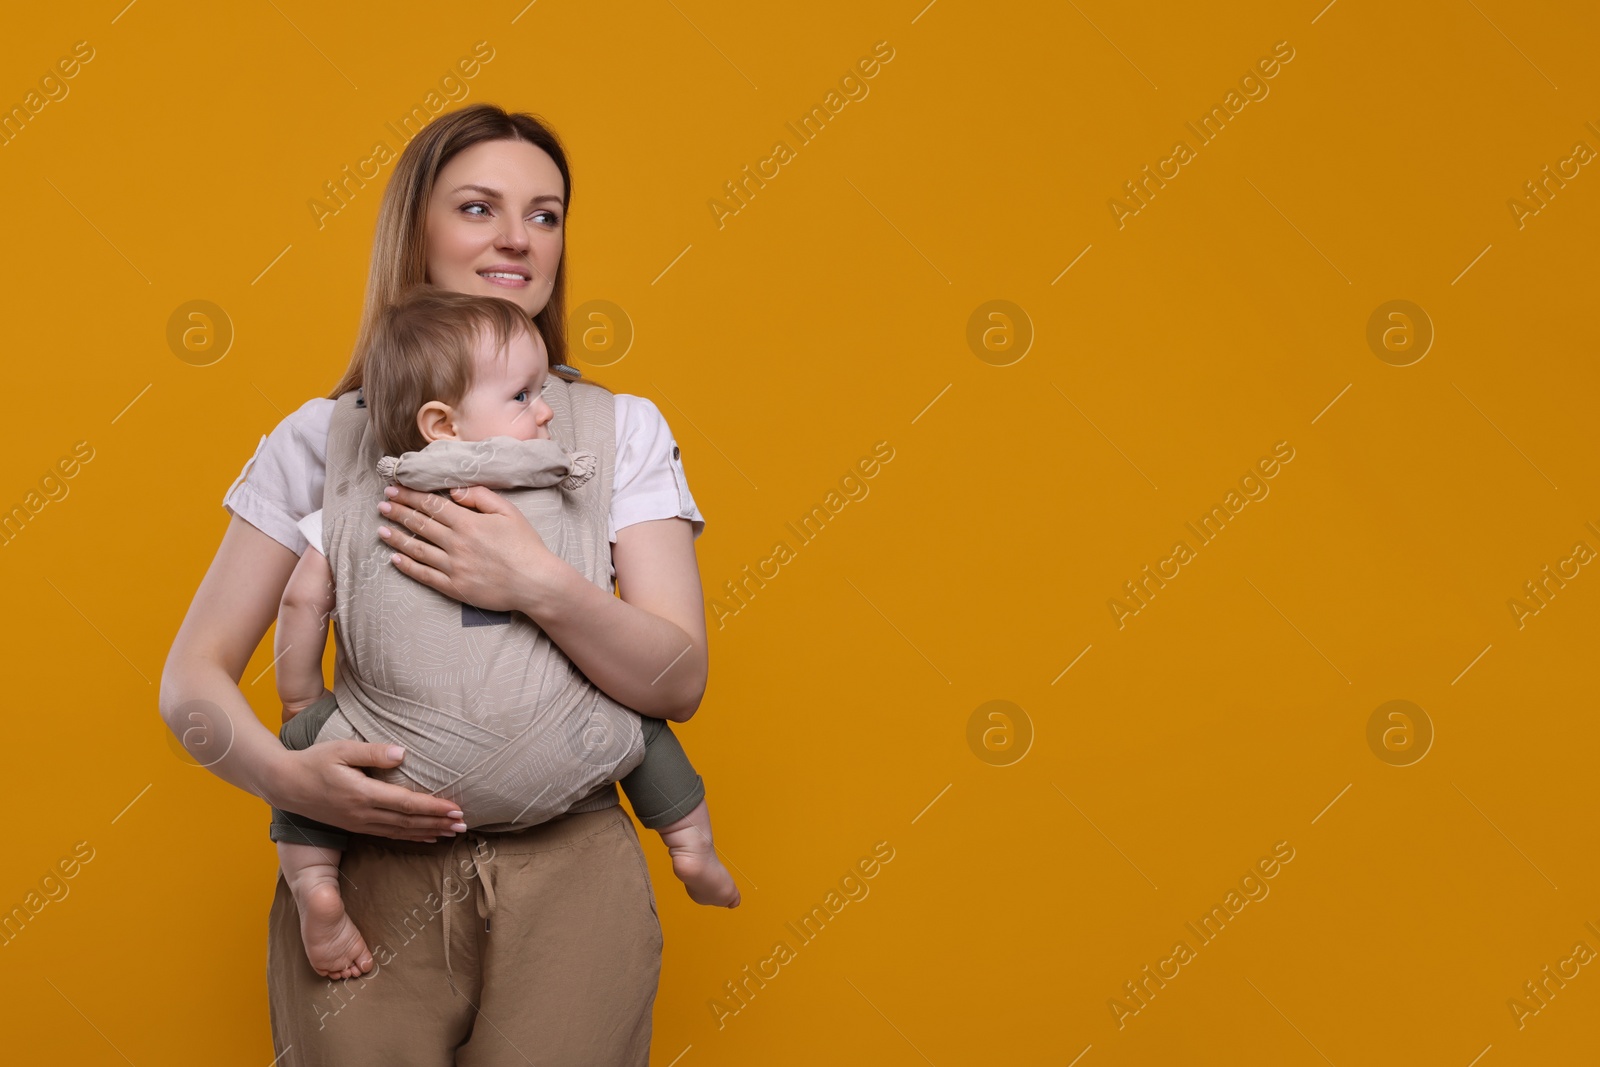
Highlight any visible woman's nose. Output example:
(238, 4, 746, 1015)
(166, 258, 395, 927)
(497, 216, 531, 252)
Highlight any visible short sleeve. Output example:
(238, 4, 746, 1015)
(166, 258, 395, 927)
(220, 398, 336, 556)
(296, 510, 325, 556)
(610, 394, 705, 543)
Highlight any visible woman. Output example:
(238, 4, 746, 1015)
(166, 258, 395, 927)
(159, 103, 709, 1065)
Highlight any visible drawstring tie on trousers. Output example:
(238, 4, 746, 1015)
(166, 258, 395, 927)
(443, 832, 498, 997)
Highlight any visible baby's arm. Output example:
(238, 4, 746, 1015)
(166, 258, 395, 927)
(275, 547, 335, 718)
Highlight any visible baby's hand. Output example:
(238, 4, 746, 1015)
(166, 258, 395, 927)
(281, 688, 331, 722)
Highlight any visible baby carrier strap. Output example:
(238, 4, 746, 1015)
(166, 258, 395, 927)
(540, 375, 618, 593)
(323, 387, 381, 551)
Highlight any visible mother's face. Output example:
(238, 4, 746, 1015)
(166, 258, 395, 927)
(423, 138, 566, 319)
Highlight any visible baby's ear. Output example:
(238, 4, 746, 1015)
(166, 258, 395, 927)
(416, 401, 458, 443)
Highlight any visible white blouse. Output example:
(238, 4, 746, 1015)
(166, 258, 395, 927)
(222, 393, 705, 557)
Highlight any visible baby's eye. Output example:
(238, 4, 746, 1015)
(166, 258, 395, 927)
(514, 389, 529, 402)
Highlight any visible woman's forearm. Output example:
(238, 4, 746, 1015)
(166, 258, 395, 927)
(159, 657, 294, 807)
(160, 515, 303, 808)
(525, 562, 706, 722)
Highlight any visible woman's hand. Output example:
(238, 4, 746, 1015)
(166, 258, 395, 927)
(377, 484, 560, 613)
(274, 741, 466, 842)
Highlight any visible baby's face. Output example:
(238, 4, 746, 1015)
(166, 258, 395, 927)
(451, 326, 553, 442)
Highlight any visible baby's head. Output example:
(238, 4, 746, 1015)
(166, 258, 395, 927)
(365, 283, 554, 456)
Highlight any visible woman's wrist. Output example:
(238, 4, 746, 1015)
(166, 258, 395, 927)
(510, 544, 580, 626)
(517, 551, 588, 630)
(254, 742, 300, 812)
(521, 559, 704, 719)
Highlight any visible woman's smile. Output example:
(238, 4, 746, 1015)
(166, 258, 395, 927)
(478, 263, 533, 288)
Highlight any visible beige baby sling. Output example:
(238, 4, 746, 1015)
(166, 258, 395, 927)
(310, 377, 646, 831)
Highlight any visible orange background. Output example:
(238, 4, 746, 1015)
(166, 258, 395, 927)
(2, 1, 1597, 1063)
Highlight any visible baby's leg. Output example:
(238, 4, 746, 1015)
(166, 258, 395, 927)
(270, 689, 373, 978)
(656, 798, 741, 908)
(619, 718, 740, 908)
(277, 841, 373, 980)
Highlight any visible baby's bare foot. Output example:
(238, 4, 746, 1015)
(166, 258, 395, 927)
(298, 880, 374, 980)
(657, 799, 740, 908)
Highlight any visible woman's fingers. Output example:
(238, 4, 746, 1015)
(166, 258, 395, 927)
(363, 777, 461, 820)
(374, 816, 456, 840)
(382, 485, 460, 537)
(379, 523, 450, 573)
(375, 814, 463, 841)
(377, 503, 445, 549)
(382, 482, 546, 613)
(357, 806, 454, 841)
(339, 740, 408, 772)
(447, 484, 510, 515)
(358, 771, 466, 838)
(314, 741, 464, 837)
(386, 549, 456, 597)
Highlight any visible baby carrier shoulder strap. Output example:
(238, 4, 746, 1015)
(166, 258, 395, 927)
(322, 387, 379, 554)
(542, 375, 618, 593)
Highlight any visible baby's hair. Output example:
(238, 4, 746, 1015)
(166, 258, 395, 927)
(364, 283, 538, 456)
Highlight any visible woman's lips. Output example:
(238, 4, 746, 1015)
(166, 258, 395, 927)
(479, 270, 530, 288)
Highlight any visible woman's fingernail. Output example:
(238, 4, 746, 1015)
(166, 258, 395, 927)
(384, 486, 398, 497)
(448, 810, 464, 819)
(378, 501, 391, 513)
(387, 746, 404, 760)
(378, 527, 390, 539)
(451, 822, 468, 832)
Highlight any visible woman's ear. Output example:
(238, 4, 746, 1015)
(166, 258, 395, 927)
(416, 401, 460, 443)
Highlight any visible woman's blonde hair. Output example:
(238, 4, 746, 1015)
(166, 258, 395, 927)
(327, 102, 604, 400)
(364, 284, 535, 456)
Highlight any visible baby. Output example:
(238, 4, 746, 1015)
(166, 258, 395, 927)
(270, 286, 738, 981)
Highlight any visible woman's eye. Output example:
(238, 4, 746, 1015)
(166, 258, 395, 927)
(463, 203, 559, 224)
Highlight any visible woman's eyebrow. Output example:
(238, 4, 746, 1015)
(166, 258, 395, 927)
(452, 183, 564, 206)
